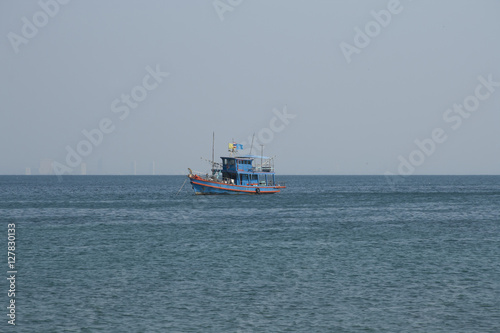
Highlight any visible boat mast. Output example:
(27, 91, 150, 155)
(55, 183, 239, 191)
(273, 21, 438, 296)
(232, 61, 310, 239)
(260, 144, 264, 170)
(249, 133, 255, 155)
(211, 132, 215, 175)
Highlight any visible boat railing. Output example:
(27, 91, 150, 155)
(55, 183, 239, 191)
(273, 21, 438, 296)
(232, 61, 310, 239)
(189, 169, 208, 177)
(252, 157, 275, 173)
(252, 166, 275, 173)
(189, 169, 221, 181)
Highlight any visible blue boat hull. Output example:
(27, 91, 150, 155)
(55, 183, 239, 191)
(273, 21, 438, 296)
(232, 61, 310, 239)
(189, 177, 283, 195)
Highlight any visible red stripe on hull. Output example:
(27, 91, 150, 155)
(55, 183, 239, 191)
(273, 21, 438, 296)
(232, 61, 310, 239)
(190, 180, 281, 194)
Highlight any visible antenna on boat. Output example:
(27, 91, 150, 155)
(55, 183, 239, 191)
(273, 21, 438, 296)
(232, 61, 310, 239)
(260, 144, 264, 169)
(249, 133, 255, 155)
(211, 132, 215, 175)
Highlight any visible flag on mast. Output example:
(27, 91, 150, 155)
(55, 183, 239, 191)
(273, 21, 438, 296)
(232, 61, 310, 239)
(228, 143, 243, 150)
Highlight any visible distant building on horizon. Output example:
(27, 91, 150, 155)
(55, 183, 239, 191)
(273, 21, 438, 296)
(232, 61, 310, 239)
(39, 158, 54, 175)
(132, 160, 137, 175)
(25, 167, 31, 175)
(81, 163, 87, 175)
(150, 161, 156, 175)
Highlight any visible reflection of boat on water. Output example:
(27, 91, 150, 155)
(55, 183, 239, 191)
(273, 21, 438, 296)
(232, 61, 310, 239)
(187, 138, 286, 195)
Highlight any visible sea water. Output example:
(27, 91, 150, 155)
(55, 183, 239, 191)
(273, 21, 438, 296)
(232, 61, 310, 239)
(1, 175, 499, 332)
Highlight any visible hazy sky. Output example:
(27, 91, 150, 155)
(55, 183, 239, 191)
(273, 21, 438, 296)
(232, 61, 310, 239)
(1, 0, 499, 175)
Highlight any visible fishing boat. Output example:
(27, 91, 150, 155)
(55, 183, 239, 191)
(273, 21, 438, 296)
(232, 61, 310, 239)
(187, 136, 286, 195)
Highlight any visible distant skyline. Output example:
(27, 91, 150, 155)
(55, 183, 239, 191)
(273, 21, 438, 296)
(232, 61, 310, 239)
(1, 0, 499, 176)
(31, 157, 159, 176)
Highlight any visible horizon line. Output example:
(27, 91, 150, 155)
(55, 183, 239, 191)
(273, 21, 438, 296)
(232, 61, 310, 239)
(1, 174, 500, 177)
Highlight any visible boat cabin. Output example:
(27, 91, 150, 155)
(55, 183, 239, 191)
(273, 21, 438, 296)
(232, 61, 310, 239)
(220, 156, 276, 186)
